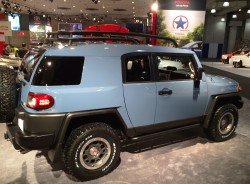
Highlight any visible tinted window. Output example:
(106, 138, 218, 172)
(124, 55, 151, 82)
(32, 56, 84, 86)
(20, 48, 46, 82)
(155, 54, 195, 81)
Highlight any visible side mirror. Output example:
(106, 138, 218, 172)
(196, 67, 205, 80)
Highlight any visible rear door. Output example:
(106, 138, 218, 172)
(122, 54, 157, 131)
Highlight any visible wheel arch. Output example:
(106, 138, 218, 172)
(48, 108, 134, 163)
(203, 93, 243, 128)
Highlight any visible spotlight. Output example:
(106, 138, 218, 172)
(211, 8, 216, 13)
(223, 2, 229, 7)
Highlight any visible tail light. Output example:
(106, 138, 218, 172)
(27, 92, 54, 110)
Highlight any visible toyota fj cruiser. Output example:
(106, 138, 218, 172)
(0, 31, 243, 181)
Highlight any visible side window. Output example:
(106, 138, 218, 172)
(156, 54, 195, 81)
(124, 55, 151, 82)
(32, 56, 84, 86)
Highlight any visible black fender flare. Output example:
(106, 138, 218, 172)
(203, 93, 243, 128)
(48, 108, 135, 163)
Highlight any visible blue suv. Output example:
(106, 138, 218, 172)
(0, 31, 243, 181)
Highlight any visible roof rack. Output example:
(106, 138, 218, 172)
(46, 31, 178, 48)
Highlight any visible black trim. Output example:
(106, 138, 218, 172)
(124, 124, 201, 146)
(12, 106, 65, 136)
(6, 123, 55, 150)
(203, 93, 244, 128)
(49, 108, 133, 163)
(133, 116, 204, 137)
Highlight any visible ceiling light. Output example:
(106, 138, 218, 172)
(132, 1, 134, 3)
(247, 9, 250, 14)
(238, 9, 241, 12)
(221, 18, 225, 22)
(92, 0, 98, 4)
(232, 14, 237, 18)
(223, 2, 229, 7)
(211, 9, 216, 13)
(151, 2, 158, 11)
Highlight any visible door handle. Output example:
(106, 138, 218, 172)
(158, 88, 172, 95)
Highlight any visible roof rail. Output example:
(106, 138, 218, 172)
(45, 31, 178, 48)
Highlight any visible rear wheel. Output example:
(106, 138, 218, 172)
(223, 58, 229, 64)
(63, 122, 121, 181)
(0, 66, 17, 123)
(205, 104, 238, 142)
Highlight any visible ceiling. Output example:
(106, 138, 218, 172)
(0, 0, 250, 24)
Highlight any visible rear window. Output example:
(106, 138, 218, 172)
(32, 56, 84, 86)
(20, 48, 46, 82)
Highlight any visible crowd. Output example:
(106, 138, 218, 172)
(2, 43, 28, 58)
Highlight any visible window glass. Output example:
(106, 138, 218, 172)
(20, 48, 46, 82)
(32, 56, 84, 86)
(124, 55, 150, 82)
(156, 55, 195, 81)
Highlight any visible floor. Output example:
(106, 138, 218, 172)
(1, 61, 250, 184)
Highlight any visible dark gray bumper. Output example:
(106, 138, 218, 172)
(5, 106, 65, 150)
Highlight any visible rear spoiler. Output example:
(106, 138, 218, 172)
(45, 31, 178, 48)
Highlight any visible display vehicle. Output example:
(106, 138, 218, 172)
(221, 49, 249, 64)
(232, 52, 250, 68)
(0, 31, 243, 181)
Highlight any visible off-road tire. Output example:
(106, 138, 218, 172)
(205, 104, 238, 142)
(63, 122, 121, 181)
(0, 66, 17, 123)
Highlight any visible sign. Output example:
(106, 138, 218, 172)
(156, 0, 206, 46)
(29, 15, 52, 42)
(0, 21, 12, 36)
(158, 0, 206, 11)
(18, 31, 26, 36)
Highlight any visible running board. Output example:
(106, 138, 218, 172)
(122, 123, 201, 146)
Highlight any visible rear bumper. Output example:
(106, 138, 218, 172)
(6, 123, 54, 150)
(5, 105, 65, 151)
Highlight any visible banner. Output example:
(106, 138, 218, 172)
(0, 21, 12, 36)
(157, 0, 206, 46)
(29, 15, 52, 42)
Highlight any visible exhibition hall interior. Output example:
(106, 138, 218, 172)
(0, 0, 250, 184)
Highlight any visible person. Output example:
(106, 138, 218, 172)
(17, 43, 28, 58)
(3, 44, 11, 56)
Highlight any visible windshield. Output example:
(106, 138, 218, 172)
(20, 47, 46, 82)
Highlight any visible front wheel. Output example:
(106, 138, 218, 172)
(205, 104, 238, 142)
(63, 123, 121, 181)
(235, 61, 242, 68)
